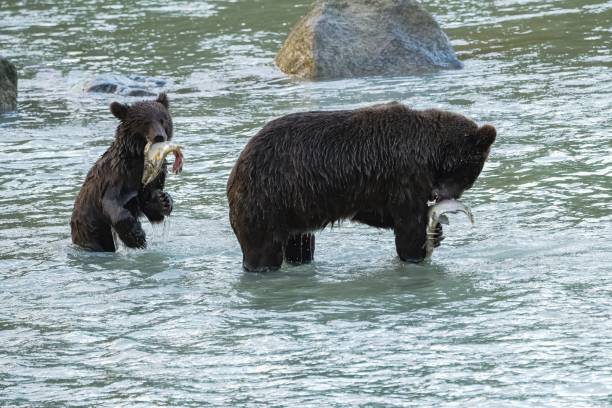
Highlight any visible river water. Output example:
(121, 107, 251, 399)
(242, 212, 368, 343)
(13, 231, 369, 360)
(1, 0, 611, 406)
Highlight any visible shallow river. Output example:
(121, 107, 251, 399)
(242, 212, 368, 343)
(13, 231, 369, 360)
(1, 0, 611, 406)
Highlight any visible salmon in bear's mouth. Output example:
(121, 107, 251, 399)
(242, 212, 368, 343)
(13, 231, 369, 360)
(142, 142, 183, 186)
(424, 199, 474, 259)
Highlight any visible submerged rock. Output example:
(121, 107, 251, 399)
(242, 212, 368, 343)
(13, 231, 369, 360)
(0, 56, 18, 112)
(275, 0, 462, 80)
(84, 74, 166, 97)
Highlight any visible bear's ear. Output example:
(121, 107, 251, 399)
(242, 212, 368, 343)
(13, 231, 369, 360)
(475, 124, 496, 148)
(110, 102, 129, 120)
(156, 92, 169, 109)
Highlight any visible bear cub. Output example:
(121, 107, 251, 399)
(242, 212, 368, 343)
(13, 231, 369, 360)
(71, 93, 174, 252)
(227, 102, 496, 272)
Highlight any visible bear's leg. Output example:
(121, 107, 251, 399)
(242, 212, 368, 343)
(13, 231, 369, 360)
(394, 226, 427, 262)
(240, 234, 284, 272)
(395, 221, 446, 261)
(284, 233, 315, 265)
(112, 215, 146, 249)
(103, 190, 147, 249)
(96, 230, 116, 252)
(392, 204, 429, 262)
(71, 221, 116, 252)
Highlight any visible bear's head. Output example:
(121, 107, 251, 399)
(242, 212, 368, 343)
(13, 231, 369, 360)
(429, 111, 496, 202)
(109, 93, 173, 154)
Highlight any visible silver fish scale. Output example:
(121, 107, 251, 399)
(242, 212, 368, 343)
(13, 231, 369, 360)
(142, 141, 183, 186)
(424, 199, 474, 258)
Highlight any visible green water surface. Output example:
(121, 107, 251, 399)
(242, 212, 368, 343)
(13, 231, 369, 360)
(1, 0, 611, 406)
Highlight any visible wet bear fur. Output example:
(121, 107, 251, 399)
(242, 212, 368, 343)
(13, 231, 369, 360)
(227, 102, 496, 272)
(71, 93, 174, 252)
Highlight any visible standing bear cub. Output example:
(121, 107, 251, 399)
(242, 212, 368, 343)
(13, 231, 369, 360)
(71, 93, 174, 252)
(227, 102, 495, 272)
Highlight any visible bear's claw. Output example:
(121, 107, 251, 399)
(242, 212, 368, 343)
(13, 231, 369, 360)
(158, 191, 173, 216)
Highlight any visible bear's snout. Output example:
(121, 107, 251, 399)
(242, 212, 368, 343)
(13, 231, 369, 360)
(146, 122, 167, 144)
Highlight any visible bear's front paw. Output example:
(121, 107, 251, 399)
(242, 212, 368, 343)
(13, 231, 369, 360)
(115, 217, 147, 249)
(158, 191, 173, 216)
(127, 224, 147, 249)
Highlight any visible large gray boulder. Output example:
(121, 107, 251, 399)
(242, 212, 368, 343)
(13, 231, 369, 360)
(0, 57, 17, 112)
(275, 0, 462, 80)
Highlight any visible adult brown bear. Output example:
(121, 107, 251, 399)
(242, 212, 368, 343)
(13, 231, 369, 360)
(71, 93, 174, 252)
(227, 102, 495, 272)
